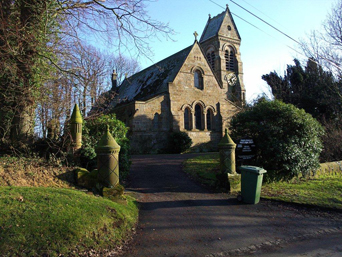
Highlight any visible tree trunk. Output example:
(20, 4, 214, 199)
(10, 103, 35, 144)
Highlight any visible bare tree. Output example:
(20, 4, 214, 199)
(301, 0, 342, 78)
(66, 42, 109, 116)
(0, 0, 173, 146)
(108, 54, 141, 86)
(35, 40, 141, 139)
(56, 0, 173, 60)
(36, 76, 72, 139)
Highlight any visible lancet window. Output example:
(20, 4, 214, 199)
(194, 70, 204, 90)
(225, 46, 236, 71)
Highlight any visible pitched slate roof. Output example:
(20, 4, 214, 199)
(112, 45, 193, 107)
(200, 11, 226, 42)
(200, 7, 240, 42)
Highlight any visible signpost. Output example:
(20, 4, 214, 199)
(236, 138, 256, 162)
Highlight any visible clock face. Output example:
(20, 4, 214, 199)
(225, 73, 237, 86)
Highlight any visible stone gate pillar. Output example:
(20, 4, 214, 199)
(218, 128, 240, 193)
(218, 128, 236, 174)
(95, 126, 121, 188)
(70, 104, 83, 151)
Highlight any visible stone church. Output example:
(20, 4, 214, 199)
(105, 5, 245, 153)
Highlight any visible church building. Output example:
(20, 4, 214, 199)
(105, 5, 245, 153)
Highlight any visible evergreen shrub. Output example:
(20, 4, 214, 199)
(167, 131, 192, 153)
(80, 113, 131, 181)
(230, 99, 324, 181)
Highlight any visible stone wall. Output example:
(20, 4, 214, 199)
(112, 44, 241, 153)
(113, 94, 171, 153)
(130, 131, 169, 154)
(169, 43, 241, 148)
(186, 131, 222, 151)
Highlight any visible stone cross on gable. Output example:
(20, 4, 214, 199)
(193, 31, 198, 41)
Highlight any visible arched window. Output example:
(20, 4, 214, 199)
(206, 109, 214, 131)
(195, 104, 204, 130)
(184, 108, 191, 130)
(225, 46, 236, 71)
(194, 70, 203, 90)
(206, 50, 215, 70)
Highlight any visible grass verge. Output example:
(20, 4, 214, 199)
(183, 153, 342, 210)
(0, 186, 138, 256)
(262, 175, 342, 209)
(183, 153, 222, 190)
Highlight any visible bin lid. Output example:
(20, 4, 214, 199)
(239, 165, 267, 174)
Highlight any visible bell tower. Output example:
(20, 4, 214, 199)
(200, 5, 245, 105)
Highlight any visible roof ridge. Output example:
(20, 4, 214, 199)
(210, 10, 226, 21)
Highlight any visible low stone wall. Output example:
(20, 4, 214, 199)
(314, 161, 342, 177)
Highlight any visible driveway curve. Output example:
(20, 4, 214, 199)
(122, 154, 342, 257)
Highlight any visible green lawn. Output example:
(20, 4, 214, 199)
(183, 153, 220, 189)
(0, 186, 138, 257)
(262, 175, 342, 209)
(183, 153, 342, 210)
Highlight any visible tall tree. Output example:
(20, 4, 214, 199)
(263, 58, 342, 162)
(0, 0, 173, 146)
(35, 44, 141, 139)
(0, 0, 59, 144)
(108, 54, 140, 86)
(262, 58, 341, 122)
(36, 76, 72, 139)
(301, 0, 342, 78)
(66, 42, 108, 117)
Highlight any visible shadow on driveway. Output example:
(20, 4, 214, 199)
(123, 154, 342, 257)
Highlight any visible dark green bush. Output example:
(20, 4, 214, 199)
(230, 99, 324, 182)
(319, 119, 342, 162)
(81, 113, 131, 181)
(167, 131, 192, 153)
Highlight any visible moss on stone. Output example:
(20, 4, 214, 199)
(102, 184, 127, 204)
(75, 168, 98, 189)
(228, 173, 241, 194)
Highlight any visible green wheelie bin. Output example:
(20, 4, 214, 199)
(239, 166, 267, 204)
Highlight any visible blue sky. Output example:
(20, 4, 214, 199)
(138, 0, 335, 102)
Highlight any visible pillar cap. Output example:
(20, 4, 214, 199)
(70, 104, 83, 124)
(218, 128, 236, 147)
(96, 126, 121, 152)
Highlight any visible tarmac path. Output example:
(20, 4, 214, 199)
(122, 154, 342, 257)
